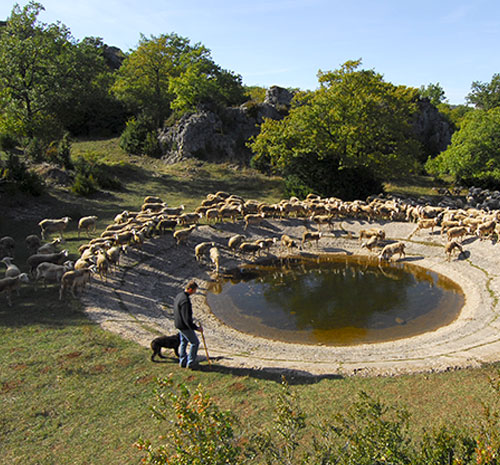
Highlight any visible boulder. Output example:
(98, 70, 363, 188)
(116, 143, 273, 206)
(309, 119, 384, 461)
(159, 86, 294, 165)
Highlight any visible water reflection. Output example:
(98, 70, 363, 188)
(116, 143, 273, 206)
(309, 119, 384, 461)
(206, 255, 464, 346)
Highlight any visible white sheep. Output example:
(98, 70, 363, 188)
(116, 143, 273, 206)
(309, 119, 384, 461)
(0, 273, 30, 306)
(114, 210, 129, 224)
(59, 269, 92, 300)
(35, 261, 74, 287)
(228, 234, 245, 250)
(78, 215, 98, 238)
(173, 225, 196, 245)
(195, 242, 215, 261)
(27, 250, 69, 276)
(243, 213, 265, 230)
(378, 242, 406, 262)
(209, 247, 220, 274)
(38, 217, 71, 240)
(1, 257, 21, 278)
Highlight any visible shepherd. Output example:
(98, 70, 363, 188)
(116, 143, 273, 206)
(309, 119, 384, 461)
(173, 280, 202, 369)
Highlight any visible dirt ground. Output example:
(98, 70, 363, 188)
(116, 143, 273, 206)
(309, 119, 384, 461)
(81, 217, 500, 377)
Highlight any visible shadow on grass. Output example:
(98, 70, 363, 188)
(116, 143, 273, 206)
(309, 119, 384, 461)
(150, 356, 343, 385)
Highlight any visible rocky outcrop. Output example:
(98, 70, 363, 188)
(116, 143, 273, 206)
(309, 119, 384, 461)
(412, 98, 454, 160)
(159, 86, 293, 165)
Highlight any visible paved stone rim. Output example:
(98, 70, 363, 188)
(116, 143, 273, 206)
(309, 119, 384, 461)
(81, 219, 500, 377)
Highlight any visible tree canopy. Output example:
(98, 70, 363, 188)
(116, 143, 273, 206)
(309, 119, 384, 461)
(419, 82, 447, 106)
(0, 2, 117, 140)
(111, 33, 246, 128)
(426, 107, 500, 187)
(249, 60, 422, 198)
(466, 74, 500, 110)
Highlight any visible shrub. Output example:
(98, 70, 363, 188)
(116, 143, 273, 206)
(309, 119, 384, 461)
(24, 137, 47, 162)
(143, 130, 162, 158)
(135, 376, 242, 465)
(0, 132, 18, 152)
(71, 151, 122, 196)
(1, 153, 44, 196)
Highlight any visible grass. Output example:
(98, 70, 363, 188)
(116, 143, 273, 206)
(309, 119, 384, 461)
(1, 138, 500, 464)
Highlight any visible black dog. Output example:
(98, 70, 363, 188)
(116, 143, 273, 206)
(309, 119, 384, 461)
(151, 334, 180, 361)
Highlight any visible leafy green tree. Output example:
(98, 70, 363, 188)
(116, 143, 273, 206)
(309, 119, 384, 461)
(249, 60, 422, 198)
(426, 107, 500, 188)
(467, 74, 500, 110)
(0, 2, 120, 140)
(112, 33, 245, 128)
(419, 82, 447, 105)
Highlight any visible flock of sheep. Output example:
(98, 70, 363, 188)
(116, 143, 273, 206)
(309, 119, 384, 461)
(1, 186, 498, 307)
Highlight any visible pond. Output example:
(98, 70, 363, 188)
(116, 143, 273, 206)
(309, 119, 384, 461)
(206, 255, 464, 346)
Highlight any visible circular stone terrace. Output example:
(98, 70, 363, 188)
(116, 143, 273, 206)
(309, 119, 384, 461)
(81, 217, 500, 377)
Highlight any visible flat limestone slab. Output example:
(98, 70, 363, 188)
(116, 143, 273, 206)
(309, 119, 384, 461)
(82, 218, 500, 377)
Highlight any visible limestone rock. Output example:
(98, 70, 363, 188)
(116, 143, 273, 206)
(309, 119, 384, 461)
(159, 86, 294, 165)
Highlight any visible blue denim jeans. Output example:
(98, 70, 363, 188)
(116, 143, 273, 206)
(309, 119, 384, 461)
(178, 329, 200, 367)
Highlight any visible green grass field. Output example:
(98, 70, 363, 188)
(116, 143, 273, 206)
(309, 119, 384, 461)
(1, 139, 499, 464)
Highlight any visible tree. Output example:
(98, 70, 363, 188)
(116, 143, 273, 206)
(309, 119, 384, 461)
(0, 2, 119, 140)
(112, 33, 245, 128)
(466, 74, 500, 110)
(249, 60, 422, 199)
(426, 107, 500, 188)
(419, 82, 447, 105)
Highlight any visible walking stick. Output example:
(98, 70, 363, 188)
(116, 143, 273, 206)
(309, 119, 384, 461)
(199, 324, 212, 366)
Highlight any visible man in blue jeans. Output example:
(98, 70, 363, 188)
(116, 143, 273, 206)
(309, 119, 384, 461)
(173, 280, 201, 369)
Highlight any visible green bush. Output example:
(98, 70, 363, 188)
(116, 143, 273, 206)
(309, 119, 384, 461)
(71, 151, 122, 196)
(0, 132, 18, 152)
(24, 137, 47, 162)
(143, 130, 162, 158)
(1, 153, 44, 195)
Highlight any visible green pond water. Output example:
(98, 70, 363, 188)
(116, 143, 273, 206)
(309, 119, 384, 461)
(206, 255, 464, 346)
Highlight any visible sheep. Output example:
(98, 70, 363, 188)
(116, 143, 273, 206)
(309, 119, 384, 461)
(280, 234, 297, 252)
(195, 242, 215, 262)
(228, 234, 245, 250)
(27, 250, 69, 276)
(38, 217, 71, 240)
(35, 261, 74, 287)
(74, 257, 94, 271)
(161, 205, 185, 216)
(173, 225, 196, 245)
(25, 234, 42, 255)
(378, 242, 406, 262)
(477, 220, 496, 240)
(0, 273, 30, 306)
(59, 268, 92, 300)
(114, 210, 129, 224)
(359, 228, 385, 241)
(78, 215, 98, 238)
(415, 218, 439, 234)
(37, 238, 62, 254)
(243, 213, 265, 230)
(177, 212, 202, 226)
(205, 207, 221, 223)
(361, 235, 379, 253)
(105, 245, 126, 272)
(1, 257, 21, 278)
(239, 241, 263, 256)
(301, 231, 322, 248)
(141, 202, 166, 213)
(156, 218, 178, 234)
(113, 230, 135, 246)
(218, 205, 240, 222)
(0, 236, 15, 257)
(144, 195, 163, 204)
(446, 226, 468, 243)
(257, 237, 276, 254)
(310, 214, 334, 230)
(444, 240, 464, 261)
(209, 247, 220, 274)
(96, 250, 109, 281)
